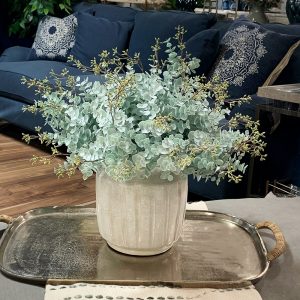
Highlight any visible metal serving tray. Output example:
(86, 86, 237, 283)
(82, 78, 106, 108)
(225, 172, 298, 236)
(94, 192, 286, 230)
(0, 207, 285, 287)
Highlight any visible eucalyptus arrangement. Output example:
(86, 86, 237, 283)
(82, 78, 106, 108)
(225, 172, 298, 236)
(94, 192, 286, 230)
(22, 27, 266, 185)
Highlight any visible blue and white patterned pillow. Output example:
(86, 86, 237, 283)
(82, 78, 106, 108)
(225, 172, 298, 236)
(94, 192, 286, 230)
(28, 15, 77, 61)
(209, 18, 300, 98)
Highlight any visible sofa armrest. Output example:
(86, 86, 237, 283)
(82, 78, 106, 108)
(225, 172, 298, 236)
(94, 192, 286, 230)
(0, 46, 31, 62)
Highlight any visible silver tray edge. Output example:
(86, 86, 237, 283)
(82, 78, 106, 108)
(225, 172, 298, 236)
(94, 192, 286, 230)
(0, 207, 270, 286)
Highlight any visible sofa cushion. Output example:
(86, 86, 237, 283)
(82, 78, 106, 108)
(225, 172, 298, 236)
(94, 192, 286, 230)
(73, 1, 95, 14)
(70, 12, 133, 67)
(128, 11, 217, 72)
(73, 3, 139, 22)
(91, 3, 139, 22)
(262, 23, 300, 85)
(0, 46, 31, 62)
(210, 20, 233, 40)
(0, 95, 53, 132)
(0, 61, 85, 105)
(188, 174, 247, 199)
(209, 18, 300, 98)
(27, 15, 78, 62)
(185, 29, 220, 76)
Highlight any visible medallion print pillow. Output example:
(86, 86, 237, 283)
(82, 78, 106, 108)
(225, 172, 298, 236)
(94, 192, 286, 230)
(209, 18, 300, 98)
(28, 15, 78, 61)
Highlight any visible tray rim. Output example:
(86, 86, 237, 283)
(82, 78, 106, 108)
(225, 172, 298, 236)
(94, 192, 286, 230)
(0, 206, 270, 286)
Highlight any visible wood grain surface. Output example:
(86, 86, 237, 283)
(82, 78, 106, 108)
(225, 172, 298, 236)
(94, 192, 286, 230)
(0, 129, 95, 217)
(257, 83, 300, 104)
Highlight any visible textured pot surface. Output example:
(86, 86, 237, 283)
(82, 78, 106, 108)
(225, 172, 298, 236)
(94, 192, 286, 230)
(96, 173, 188, 256)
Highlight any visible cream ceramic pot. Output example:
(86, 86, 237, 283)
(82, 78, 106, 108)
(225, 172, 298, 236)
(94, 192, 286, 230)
(95, 173, 188, 256)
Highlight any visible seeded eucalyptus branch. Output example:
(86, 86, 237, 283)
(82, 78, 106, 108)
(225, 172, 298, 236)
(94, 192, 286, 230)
(22, 26, 266, 183)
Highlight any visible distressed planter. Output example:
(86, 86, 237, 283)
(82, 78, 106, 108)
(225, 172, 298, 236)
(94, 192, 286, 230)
(96, 173, 188, 256)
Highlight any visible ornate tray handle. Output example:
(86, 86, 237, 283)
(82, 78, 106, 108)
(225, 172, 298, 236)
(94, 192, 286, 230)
(0, 215, 14, 224)
(256, 221, 286, 261)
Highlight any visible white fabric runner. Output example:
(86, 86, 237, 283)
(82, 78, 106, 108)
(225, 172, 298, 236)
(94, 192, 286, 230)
(45, 283, 262, 300)
(44, 201, 262, 300)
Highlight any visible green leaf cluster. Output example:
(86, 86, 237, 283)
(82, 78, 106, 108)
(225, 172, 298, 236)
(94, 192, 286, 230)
(22, 26, 266, 183)
(7, 0, 81, 37)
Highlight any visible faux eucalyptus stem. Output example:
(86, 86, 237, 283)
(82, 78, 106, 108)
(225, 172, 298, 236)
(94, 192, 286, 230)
(22, 26, 266, 184)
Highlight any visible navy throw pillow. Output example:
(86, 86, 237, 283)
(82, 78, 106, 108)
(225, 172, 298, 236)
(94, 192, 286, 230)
(128, 11, 217, 72)
(209, 18, 300, 98)
(28, 15, 77, 62)
(185, 29, 220, 76)
(70, 12, 134, 67)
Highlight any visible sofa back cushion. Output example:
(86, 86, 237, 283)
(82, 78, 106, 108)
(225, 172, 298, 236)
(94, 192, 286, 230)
(92, 3, 139, 22)
(209, 18, 300, 98)
(74, 2, 139, 22)
(185, 29, 220, 76)
(128, 11, 217, 72)
(210, 20, 233, 40)
(70, 12, 133, 66)
(73, 2, 95, 13)
(262, 23, 300, 85)
(0, 46, 31, 62)
(0, 60, 85, 105)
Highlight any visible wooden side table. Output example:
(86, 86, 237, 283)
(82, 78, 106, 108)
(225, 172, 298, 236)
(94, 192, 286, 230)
(257, 83, 300, 105)
(247, 84, 300, 196)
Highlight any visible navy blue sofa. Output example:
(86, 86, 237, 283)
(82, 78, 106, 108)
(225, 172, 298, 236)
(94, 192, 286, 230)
(1, 3, 300, 199)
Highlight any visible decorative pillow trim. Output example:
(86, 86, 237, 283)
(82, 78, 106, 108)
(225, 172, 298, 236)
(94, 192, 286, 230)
(263, 40, 300, 86)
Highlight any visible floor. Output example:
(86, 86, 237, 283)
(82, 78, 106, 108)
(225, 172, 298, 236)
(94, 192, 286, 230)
(0, 123, 95, 217)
